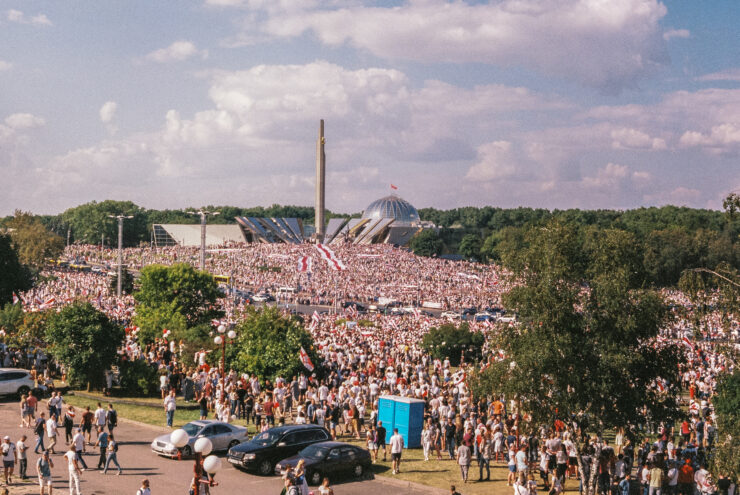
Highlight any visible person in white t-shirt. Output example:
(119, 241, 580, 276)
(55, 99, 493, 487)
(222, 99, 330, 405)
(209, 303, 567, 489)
(64, 445, 82, 495)
(389, 429, 404, 475)
(136, 479, 151, 495)
(2, 436, 16, 485)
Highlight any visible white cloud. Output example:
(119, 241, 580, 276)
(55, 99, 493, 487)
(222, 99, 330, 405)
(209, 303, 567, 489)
(465, 141, 516, 181)
(99, 101, 118, 123)
(0, 60, 11, 71)
(4, 113, 46, 130)
(145, 41, 208, 63)
(238, 0, 668, 91)
(610, 128, 666, 150)
(6, 9, 52, 26)
(696, 68, 740, 82)
(663, 28, 690, 40)
(679, 124, 740, 153)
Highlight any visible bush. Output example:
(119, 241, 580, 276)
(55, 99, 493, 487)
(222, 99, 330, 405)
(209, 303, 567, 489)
(421, 323, 485, 367)
(117, 358, 160, 397)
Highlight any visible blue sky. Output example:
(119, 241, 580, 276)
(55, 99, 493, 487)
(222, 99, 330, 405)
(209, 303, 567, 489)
(1, 0, 739, 216)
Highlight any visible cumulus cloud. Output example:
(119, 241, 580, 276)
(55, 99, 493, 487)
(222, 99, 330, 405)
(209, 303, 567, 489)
(465, 141, 517, 181)
(99, 101, 118, 123)
(145, 41, 208, 63)
(663, 28, 690, 40)
(4, 113, 46, 130)
(232, 0, 669, 91)
(679, 124, 740, 153)
(6, 9, 52, 26)
(0, 60, 11, 71)
(610, 128, 666, 150)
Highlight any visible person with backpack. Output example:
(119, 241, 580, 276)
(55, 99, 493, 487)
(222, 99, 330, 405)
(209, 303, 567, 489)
(34, 412, 46, 454)
(93, 426, 108, 470)
(136, 479, 150, 495)
(107, 404, 118, 434)
(36, 449, 54, 495)
(103, 433, 122, 475)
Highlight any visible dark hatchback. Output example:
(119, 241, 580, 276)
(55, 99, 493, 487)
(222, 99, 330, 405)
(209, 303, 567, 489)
(275, 442, 372, 486)
(227, 425, 330, 476)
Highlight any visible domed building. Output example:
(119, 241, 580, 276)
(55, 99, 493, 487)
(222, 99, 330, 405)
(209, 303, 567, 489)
(361, 195, 420, 226)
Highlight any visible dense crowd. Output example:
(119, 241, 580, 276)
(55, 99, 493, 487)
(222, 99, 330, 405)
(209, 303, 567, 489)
(2, 243, 738, 495)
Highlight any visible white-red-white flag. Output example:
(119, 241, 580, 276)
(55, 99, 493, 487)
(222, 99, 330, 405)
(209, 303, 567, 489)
(40, 297, 56, 309)
(12, 293, 20, 305)
(299, 346, 314, 372)
(296, 256, 312, 273)
(309, 311, 320, 331)
(682, 337, 695, 351)
(315, 244, 346, 271)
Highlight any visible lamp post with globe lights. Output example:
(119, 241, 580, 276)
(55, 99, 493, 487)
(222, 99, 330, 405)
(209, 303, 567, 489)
(215, 324, 237, 394)
(170, 430, 222, 495)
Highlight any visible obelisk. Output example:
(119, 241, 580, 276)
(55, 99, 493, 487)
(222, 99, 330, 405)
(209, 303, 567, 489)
(315, 119, 326, 242)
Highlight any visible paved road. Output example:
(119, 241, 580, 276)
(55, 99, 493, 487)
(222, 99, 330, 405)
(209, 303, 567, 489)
(0, 399, 439, 495)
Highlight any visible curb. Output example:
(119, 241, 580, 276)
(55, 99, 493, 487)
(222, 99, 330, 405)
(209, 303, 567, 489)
(372, 473, 449, 494)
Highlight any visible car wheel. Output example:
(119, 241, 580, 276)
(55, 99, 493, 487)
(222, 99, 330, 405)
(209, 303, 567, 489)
(181, 445, 192, 458)
(17, 386, 30, 397)
(353, 463, 364, 478)
(228, 440, 239, 449)
(258, 460, 273, 476)
(309, 470, 322, 486)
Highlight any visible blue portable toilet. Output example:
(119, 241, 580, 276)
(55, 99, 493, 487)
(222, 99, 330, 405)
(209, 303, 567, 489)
(377, 396, 396, 444)
(377, 395, 425, 448)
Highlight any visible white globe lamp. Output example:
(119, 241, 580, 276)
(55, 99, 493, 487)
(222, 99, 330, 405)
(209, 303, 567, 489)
(203, 455, 222, 474)
(194, 437, 213, 456)
(170, 429, 189, 448)
(214, 336, 223, 345)
(217, 324, 226, 334)
(227, 330, 236, 340)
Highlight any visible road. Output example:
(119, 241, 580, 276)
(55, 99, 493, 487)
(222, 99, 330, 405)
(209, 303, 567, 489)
(0, 399, 440, 495)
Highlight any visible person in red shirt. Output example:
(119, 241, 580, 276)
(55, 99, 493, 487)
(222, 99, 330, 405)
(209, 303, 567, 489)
(678, 459, 694, 495)
(263, 396, 274, 425)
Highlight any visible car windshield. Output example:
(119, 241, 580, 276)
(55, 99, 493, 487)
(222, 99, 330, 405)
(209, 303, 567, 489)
(299, 445, 330, 460)
(181, 423, 203, 437)
(251, 430, 281, 446)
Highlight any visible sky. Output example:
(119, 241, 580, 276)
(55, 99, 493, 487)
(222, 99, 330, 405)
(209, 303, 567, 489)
(1, 0, 739, 216)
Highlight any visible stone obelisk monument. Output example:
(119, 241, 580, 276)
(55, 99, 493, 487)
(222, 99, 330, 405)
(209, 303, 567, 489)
(315, 119, 326, 242)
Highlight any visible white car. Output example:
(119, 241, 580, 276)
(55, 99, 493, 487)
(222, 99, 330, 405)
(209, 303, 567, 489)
(441, 311, 461, 319)
(0, 368, 36, 397)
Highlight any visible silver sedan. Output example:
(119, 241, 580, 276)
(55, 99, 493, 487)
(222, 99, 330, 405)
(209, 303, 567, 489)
(151, 420, 248, 458)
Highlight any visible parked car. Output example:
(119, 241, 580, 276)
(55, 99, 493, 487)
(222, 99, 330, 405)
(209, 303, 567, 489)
(227, 424, 331, 476)
(441, 311, 461, 319)
(151, 420, 248, 458)
(276, 441, 372, 485)
(0, 368, 36, 397)
(252, 293, 275, 302)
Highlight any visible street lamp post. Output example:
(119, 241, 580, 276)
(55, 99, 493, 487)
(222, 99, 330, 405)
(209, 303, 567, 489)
(170, 431, 222, 495)
(189, 210, 220, 271)
(215, 324, 237, 396)
(108, 215, 133, 298)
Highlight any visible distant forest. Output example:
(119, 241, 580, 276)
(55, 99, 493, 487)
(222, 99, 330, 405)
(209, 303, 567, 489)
(2, 197, 739, 287)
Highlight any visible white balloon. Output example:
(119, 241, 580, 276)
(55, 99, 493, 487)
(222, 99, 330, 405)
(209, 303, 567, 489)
(194, 437, 213, 455)
(214, 336, 223, 345)
(203, 455, 222, 474)
(170, 429, 189, 448)
(227, 330, 236, 340)
(217, 324, 226, 334)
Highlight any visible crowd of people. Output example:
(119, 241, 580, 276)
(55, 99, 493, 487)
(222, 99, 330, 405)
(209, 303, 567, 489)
(2, 242, 738, 495)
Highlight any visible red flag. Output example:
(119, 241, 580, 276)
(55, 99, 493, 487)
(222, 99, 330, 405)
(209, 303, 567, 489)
(299, 346, 314, 372)
(390, 184, 398, 190)
(682, 337, 695, 351)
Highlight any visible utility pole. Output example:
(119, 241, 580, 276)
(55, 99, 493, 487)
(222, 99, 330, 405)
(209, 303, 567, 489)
(189, 210, 219, 271)
(108, 215, 133, 297)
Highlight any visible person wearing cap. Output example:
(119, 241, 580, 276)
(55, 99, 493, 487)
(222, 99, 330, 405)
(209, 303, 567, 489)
(36, 450, 54, 495)
(1, 436, 16, 485)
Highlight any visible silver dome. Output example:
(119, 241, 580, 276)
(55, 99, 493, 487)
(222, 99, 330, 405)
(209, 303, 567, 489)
(362, 195, 420, 225)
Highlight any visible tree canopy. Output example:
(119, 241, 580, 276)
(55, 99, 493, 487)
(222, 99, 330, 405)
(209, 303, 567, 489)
(45, 302, 124, 390)
(409, 229, 443, 257)
(0, 234, 32, 306)
(421, 322, 485, 367)
(4, 211, 64, 267)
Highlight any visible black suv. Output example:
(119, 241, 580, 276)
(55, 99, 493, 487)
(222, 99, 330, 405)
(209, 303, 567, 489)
(227, 425, 331, 476)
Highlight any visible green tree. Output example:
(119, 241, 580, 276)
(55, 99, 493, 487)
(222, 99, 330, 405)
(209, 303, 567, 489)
(6, 211, 64, 267)
(409, 229, 443, 257)
(458, 234, 483, 260)
(62, 200, 148, 246)
(421, 323, 485, 367)
(46, 302, 124, 390)
(109, 268, 135, 295)
(470, 222, 681, 495)
(134, 264, 222, 326)
(132, 302, 188, 345)
(0, 234, 33, 306)
(232, 307, 320, 381)
(710, 369, 740, 480)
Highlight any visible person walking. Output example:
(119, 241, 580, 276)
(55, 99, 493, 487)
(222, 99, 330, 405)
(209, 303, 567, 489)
(163, 390, 176, 427)
(71, 429, 88, 470)
(36, 449, 54, 495)
(63, 407, 75, 445)
(106, 404, 118, 435)
(135, 479, 150, 495)
(16, 435, 28, 480)
(93, 427, 108, 470)
(2, 436, 16, 485)
(318, 477, 333, 495)
(64, 445, 82, 495)
(93, 403, 107, 435)
(34, 412, 47, 454)
(102, 433, 122, 475)
(456, 441, 471, 483)
(46, 414, 58, 455)
(389, 428, 404, 475)
(478, 430, 492, 481)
